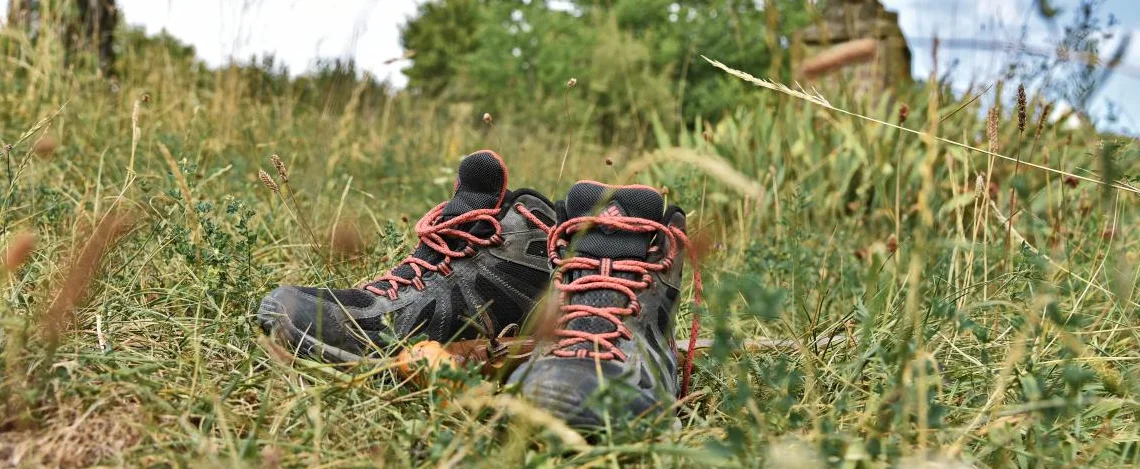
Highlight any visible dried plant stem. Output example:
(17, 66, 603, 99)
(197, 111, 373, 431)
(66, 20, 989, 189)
(158, 143, 200, 242)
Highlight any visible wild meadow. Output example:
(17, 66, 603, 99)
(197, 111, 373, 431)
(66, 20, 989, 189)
(1, 2, 1139, 467)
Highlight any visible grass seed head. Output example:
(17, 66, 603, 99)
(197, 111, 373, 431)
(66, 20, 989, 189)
(1036, 103, 1052, 139)
(4, 232, 36, 272)
(258, 170, 279, 193)
(270, 154, 288, 183)
(898, 103, 909, 124)
(1017, 84, 1027, 132)
(986, 107, 1000, 154)
(32, 135, 58, 157)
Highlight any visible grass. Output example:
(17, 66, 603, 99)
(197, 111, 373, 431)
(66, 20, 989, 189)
(1, 15, 1140, 469)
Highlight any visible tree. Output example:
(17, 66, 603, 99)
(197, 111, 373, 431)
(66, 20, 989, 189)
(6, 0, 119, 76)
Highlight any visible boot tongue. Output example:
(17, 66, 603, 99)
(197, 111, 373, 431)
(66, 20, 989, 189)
(563, 181, 664, 260)
(441, 151, 509, 218)
(386, 151, 508, 282)
(558, 182, 665, 355)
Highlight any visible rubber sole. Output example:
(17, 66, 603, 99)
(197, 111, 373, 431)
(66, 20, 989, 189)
(256, 295, 369, 363)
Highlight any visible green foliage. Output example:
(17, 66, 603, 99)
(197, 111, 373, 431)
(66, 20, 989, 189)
(401, 0, 808, 145)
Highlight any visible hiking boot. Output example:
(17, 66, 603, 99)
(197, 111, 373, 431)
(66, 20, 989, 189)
(508, 181, 698, 430)
(257, 150, 557, 361)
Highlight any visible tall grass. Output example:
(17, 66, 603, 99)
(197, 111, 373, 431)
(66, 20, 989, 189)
(0, 10, 1138, 469)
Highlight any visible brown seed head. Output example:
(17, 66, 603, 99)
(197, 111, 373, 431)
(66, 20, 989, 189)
(32, 135, 58, 157)
(1035, 103, 1052, 139)
(898, 103, 909, 124)
(567, 78, 577, 89)
(4, 232, 36, 272)
(269, 154, 288, 183)
(986, 107, 1000, 154)
(329, 221, 365, 257)
(401, 215, 409, 223)
(483, 112, 493, 125)
(1063, 175, 1079, 188)
(975, 174, 986, 199)
(886, 234, 898, 254)
(604, 158, 613, 166)
(258, 170, 279, 193)
(1016, 84, 1027, 132)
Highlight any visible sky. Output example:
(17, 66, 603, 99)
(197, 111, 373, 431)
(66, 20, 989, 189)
(1, 0, 1138, 132)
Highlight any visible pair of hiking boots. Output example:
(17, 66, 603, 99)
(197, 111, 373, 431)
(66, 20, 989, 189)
(257, 150, 696, 430)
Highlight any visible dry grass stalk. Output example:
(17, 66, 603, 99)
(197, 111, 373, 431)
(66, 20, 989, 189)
(158, 142, 201, 239)
(43, 212, 132, 349)
(798, 38, 878, 80)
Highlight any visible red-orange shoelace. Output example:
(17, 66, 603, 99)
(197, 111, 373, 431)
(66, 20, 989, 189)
(547, 214, 703, 396)
(363, 202, 503, 299)
(363, 202, 551, 300)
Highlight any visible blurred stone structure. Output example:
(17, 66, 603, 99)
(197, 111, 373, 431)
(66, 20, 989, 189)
(795, 0, 912, 92)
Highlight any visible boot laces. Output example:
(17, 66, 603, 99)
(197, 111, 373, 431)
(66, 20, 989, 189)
(362, 202, 551, 300)
(547, 214, 703, 395)
(363, 202, 502, 299)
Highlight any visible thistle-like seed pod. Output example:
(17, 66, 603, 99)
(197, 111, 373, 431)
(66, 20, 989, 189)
(270, 154, 288, 183)
(259, 170, 279, 193)
(567, 78, 577, 89)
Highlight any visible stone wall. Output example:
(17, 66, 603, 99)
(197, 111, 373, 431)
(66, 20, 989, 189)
(795, 0, 913, 92)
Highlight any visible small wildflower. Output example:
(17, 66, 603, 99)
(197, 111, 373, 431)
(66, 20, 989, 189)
(270, 154, 288, 183)
(483, 112, 493, 125)
(258, 170, 279, 193)
(898, 103, 909, 123)
(567, 78, 577, 89)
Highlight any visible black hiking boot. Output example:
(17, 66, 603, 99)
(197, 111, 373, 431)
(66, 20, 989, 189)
(257, 150, 557, 361)
(508, 181, 697, 430)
